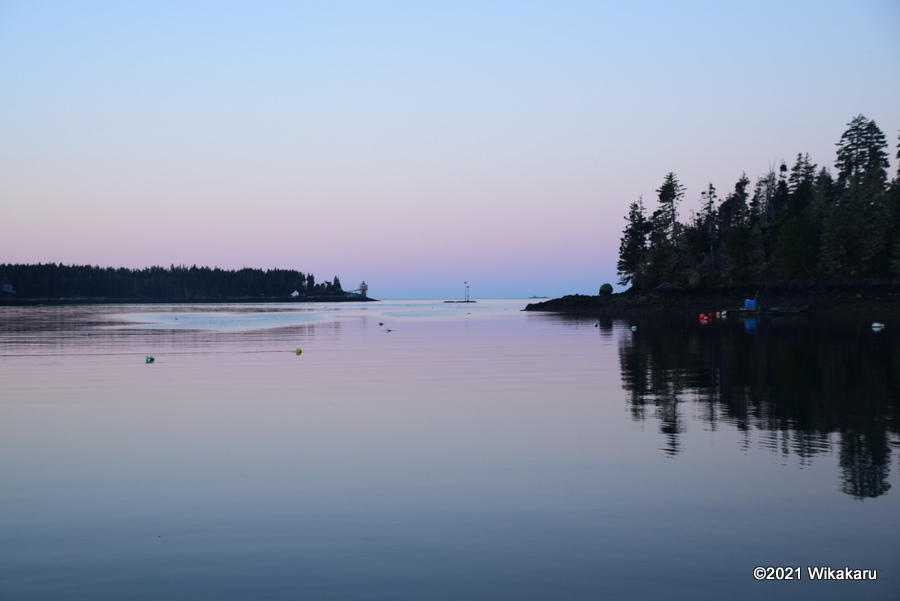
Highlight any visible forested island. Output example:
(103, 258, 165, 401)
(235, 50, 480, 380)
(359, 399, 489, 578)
(528, 115, 900, 316)
(0, 263, 371, 304)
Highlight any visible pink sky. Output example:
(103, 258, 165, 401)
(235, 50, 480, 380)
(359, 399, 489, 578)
(2, 1, 899, 298)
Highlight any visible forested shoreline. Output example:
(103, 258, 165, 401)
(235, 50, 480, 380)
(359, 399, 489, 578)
(0, 263, 361, 301)
(617, 115, 900, 290)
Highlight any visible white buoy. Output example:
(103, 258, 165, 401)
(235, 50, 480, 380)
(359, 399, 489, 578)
(631, 325, 638, 332)
(872, 322, 885, 331)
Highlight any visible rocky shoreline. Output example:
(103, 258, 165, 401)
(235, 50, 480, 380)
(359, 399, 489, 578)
(524, 282, 900, 323)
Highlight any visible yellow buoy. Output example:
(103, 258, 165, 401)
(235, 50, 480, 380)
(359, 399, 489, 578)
(295, 348, 302, 355)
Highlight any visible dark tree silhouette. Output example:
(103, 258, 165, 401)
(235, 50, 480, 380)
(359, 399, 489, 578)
(617, 115, 897, 288)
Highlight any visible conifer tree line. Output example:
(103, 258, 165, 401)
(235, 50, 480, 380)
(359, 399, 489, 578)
(0, 263, 346, 299)
(617, 115, 900, 289)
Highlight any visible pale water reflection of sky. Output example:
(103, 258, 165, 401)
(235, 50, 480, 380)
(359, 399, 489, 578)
(111, 299, 534, 330)
(114, 310, 328, 331)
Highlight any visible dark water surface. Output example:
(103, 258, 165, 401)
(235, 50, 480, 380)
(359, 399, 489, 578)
(1, 301, 897, 600)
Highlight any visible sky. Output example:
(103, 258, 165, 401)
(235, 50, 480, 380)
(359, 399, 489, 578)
(1, 1, 898, 299)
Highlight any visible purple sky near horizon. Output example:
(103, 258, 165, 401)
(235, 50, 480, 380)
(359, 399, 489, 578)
(1, 1, 898, 299)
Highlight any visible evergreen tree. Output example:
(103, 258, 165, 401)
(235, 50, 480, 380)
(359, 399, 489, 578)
(890, 131, 900, 275)
(827, 115, 891, 275)
(718, 173, 749, 232)
(783, 153, 817, 220)
(749, 170, 777, 218)
(767, 162, 789, 218)
(771, 155, 820, 279)
(746, 170, 779, 278)
(699, 182, 718, 252)
(651, 172, 685, 245)
(682, 183, 720, 286)
(645, 173, 686, 287)
(836, 115, 889, 188)
(787, 153, 817, 199)
(719, 174, 752, 282)
(617, 197, 652, 286)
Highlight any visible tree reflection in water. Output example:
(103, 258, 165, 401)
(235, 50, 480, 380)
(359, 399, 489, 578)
(617, 315, 899, 499)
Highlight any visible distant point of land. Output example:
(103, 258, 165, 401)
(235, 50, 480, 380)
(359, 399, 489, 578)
(0, 263, 377, 305)
(0, 295, 376, 306)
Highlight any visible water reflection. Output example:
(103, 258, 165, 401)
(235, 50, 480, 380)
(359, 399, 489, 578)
(616, 315, 900, 499)
(0, 304, 362, 357)
(3, 303, 899, 599)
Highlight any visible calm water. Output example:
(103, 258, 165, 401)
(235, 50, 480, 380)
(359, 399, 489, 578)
(1, 300, 898, 600)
